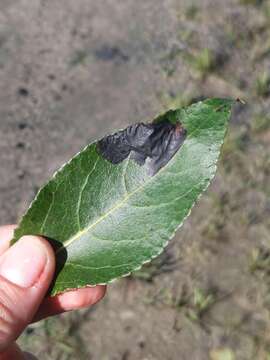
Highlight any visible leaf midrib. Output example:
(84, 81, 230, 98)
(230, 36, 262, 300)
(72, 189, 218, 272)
(55, 110, 224, 255)
(56, 157, 161, 254)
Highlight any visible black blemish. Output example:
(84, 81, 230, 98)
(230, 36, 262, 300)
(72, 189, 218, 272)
(18, 122, 28, 130)
(16, 141, 25, 149)
(95, 45, 129, 63)
(98, 120, 187, 176)
(17, 87, 29, 97)
(25, 327, 35, 335)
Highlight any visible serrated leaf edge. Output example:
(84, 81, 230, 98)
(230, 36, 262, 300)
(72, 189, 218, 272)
(13, 99, 231, 295)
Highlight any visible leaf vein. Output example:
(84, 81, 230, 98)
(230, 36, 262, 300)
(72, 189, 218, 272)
(40, 191, 55, 233)
(76, 157, 99, 230)
(55, 113, 221, 255)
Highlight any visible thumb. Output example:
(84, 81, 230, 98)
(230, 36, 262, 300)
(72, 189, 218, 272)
(0, 235, 55, 352)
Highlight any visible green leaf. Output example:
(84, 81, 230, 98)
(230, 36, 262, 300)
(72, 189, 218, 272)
(13, 98, 233, 295)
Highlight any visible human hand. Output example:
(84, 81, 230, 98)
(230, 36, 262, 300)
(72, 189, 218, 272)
(0, 225, 106, 360)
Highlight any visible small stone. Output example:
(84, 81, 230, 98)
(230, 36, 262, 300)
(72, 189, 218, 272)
(17, 88, 29, 97)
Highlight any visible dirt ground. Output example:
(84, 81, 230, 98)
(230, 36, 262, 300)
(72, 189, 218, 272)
(0, 0, 270, 359)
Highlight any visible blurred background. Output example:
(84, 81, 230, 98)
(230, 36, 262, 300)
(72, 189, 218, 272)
(0, 0, 269, 359)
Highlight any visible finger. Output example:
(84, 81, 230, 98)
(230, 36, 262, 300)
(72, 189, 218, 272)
(0, 343, 33, 360)
(33, 285, 106, 322)
(0, 225, 17, 257)
(0, 236, 55, 352)
(0, 343, 27, 360)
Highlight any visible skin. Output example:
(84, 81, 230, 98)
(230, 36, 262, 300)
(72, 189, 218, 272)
(0, 225, 106, 360)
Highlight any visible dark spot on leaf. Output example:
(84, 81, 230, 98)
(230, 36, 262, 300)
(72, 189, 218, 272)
(98, 120, 187, 175)
(95, 45, 129, 63)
